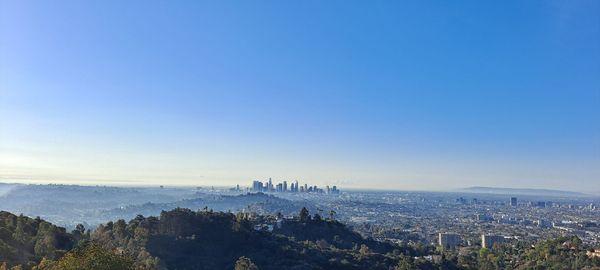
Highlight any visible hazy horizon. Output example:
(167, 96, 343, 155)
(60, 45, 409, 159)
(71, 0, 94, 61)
(1, 1, 599, 192)
(2, 179, 598, 197)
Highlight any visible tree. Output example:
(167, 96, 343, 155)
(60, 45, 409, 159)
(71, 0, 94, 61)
(477, 248, 496, 270)
(72, 224, 86, 243)
(394, 255, 415, 270)
(32, 258, 57, 270)
(74, 224, 85, 235)
(359, 244, 371, 257)
(234, 256, 259, 270)
(299, 207, 310, 222)
(52, 243, 134, 270)
(329, 210, 336, 220)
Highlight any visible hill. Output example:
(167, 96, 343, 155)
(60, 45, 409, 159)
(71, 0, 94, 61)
(462, 186, 589, 197)
(0, 211, 76, 268)
(89, 208, 412, 270)
(100, 192, 315, 222)
(3, 209, 598, 270)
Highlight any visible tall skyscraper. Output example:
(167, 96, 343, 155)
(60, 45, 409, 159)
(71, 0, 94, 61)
(249, 180, 339, 194)
(252, 180, 263, 192)
(510, 197, 517, 207)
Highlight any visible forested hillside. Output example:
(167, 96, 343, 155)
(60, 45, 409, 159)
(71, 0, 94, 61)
(0, 211, 75, 268)
(88, 208, 412, 270)
(2, 209, 600, 270)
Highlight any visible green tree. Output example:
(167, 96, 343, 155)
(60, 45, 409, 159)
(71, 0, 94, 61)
(299, 207, 310, 222)
(32, 258, 57, 270)
(52, 243, 133, 270)
(359, 244, 371, 257)
(394, 255, 415, 270)
(72, 224, 87, 244)
(234, 256, 259, 270)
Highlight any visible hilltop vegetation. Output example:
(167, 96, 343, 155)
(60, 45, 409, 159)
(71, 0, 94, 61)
(33, 243, 134, 270)
(88, 207, 413, 270)
(0, 208, 429, 269)
(0, 211, 75, 268)
(1, 208, 600, 270)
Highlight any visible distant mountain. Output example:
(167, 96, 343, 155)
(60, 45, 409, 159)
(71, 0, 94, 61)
(0, 183, 21, 197)
(100, 192, 316, 222)
(461, 186, 589, 197)
(0, 184, 198, 227)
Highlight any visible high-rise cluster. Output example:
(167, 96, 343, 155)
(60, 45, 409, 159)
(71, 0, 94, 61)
(251, 178, 340, 194)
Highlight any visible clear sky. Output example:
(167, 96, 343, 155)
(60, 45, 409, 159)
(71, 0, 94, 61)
(1, 1, 599, 192)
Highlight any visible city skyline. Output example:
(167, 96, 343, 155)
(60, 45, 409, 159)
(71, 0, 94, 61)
(1, 1, 599, 192)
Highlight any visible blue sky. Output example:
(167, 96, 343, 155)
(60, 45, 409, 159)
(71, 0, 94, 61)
(1, 1, 599, 191)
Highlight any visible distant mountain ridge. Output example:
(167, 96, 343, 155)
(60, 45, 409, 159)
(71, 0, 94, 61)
(100, 192, 316, 221)
(461, 186, 589, 197)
